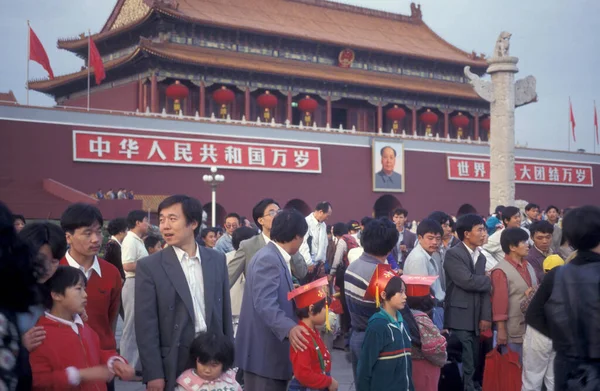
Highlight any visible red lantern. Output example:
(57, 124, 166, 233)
(386, 105, 406, 133)
(481, 117, 491, 140)
(419, 109, 438, 136)
(298, 95, 318, 126)
(165, 80, 189, 114)
(212, 86, 235, 118)
(451, 112, 470, 139)
(257, 90, 278, 121)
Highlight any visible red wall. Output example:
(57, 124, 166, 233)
(61, 81, 139, 112)
(2, 120, 599, 222)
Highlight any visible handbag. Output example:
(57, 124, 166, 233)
(482, 346, 522, 391)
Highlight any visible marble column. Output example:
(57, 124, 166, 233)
(465, 31, 537, 213)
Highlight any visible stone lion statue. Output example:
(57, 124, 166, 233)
(494, 31, 512, 57)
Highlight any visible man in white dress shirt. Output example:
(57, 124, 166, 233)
(135, 195, 233, 391)
(120, 210, 149, 374)
(299, 202, 332, 278)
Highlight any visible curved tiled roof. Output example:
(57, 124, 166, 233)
(30, 41, 481, 100)
(57, 0, 486, 67)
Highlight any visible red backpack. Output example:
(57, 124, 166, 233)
(340, 234, 360, 267)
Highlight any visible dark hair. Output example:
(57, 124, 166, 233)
(201, 228, 215, 239)
(60, 203, 103, 233)
(501, 206, 521, 226)
(382, 276, 405, 301)
(107, 218, 128, 236)
(315, 201, 332, 213)
(271, 209, 308, 243)
(563, 205, 600, 251)
(427, 211, 450, 226)
(563, 207, 573, 217)
(494, 205, 506, 216)
(19, 222, 67, 280)
(127, 210, 147, 229)
(455, 214, 486, 241)
(525, 203, 540, 212)
(393, 208, 408, 218)
(500, 227, 530, 254)
(545, 205, 559, 214)
(232, 226, 258, 251)
(295, 298, 327, 319)
(361, 216, 373, 226)
(144, 235, 162, 252)
(457, 204, 477, 218)
(362, 218, 399, 256)
(158, 195, 203, 237)
(406, 295, 435, 316)
(332, 222, 349, 237)
(252, 198, 280, 229)
(188, 332, 234, 372)
(0, 202, 40, 311)
(417, 219, 444, 237)
(12, 214, 26, 225)
(529, 220, 554, 237)
(380, 146, 397, 157)
(224, 213, 241, 224)
(43, 265, 87, 309)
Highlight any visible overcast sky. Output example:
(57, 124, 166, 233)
(2, 0, 599, 152)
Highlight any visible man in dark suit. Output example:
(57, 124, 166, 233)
(235, 209, 312, 391)
(228, 198, 307, 287)
(444, 214, 492, 391)
(390, 207, 417, 269)
(135, 195, 233, 391)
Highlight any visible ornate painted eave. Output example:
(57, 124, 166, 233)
(30, 41, 483, 101)
(56, 0, 487, 67)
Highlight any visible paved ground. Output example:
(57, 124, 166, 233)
(115, 320, 355, 391)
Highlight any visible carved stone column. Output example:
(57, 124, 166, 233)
(199, 82, 206, 117)
(245, 87, 251, 120)
(464, 31, 537, 213)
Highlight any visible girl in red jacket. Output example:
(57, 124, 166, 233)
(288, 277, 339, 391)
(29, 266, 134, 390)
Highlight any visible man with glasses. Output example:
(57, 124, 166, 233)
(215, 212, 241, 253)
(403, 218, 446, 329)
(299, 202, 332, 281)
(228, 199, 307, 288)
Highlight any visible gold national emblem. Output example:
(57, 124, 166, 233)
(338, 49, 355, 68)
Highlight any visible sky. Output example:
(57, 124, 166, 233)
(1, 0, 599, 152)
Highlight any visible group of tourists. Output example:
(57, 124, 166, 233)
(1, 196, 600, 391)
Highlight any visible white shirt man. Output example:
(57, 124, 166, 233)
(299, 203, 332, 266)
(173, 244, 206, 333)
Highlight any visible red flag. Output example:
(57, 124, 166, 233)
(88, 37, 105, 85)
(29, 27, 54, 79)
(569, 99, 576, 142)
(595, 101, 599, 145)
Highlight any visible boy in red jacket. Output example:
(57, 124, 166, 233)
(30, 266, 134, 390)
(288, 277, 338, 391)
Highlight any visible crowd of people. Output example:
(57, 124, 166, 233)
(1, 196, 600, 391)
(95, 189, 135, 200)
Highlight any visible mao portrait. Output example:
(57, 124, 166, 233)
(372, 141, 405, 192)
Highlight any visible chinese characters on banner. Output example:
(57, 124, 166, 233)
(447, 156, 593, 187)
(73, 131, 322, 173)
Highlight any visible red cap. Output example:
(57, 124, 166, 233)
(364, 264, 398, 301)
(400, 275, 438, 297)
(287, 277, 329, 308)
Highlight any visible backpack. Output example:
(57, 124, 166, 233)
(340, 234, 359, 267)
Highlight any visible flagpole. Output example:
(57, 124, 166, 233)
(595, 100, 598, 155)
(568, 97, 571, 152)
(26, 20, 30, 105)
(87, 29, 91, 111)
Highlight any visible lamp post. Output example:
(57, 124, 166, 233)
(202, 166, 225, 227)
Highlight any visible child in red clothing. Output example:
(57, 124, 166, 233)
(30, 266, 135, 390)
(288, 277, 338, 391)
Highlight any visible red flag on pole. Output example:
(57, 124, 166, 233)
(569, 98, 576, 142)
(28, 27, 54, 79)
(594, 101, 599, 145)
(88, 37, 105, 85)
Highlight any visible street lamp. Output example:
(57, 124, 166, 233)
(202, 166, 225, 227)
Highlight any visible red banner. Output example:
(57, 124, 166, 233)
(447, 156, 593, 187)
(73, 131, 321, 173)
